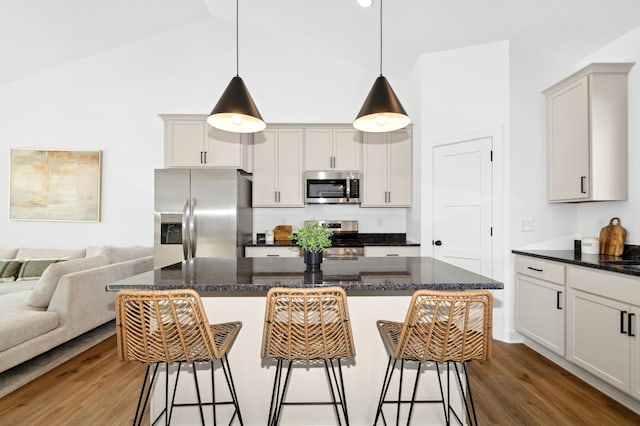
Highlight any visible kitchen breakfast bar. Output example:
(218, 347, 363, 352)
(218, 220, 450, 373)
(107, 257, 503, 425)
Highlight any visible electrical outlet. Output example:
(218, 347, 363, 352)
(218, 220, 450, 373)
(520, 218, 534, 232)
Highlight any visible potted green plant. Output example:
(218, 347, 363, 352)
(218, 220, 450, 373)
(290, 220, 333, 271)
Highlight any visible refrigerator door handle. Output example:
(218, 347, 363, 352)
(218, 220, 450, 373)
(182, 198, 190, 260)
(190, 198, 197, 258)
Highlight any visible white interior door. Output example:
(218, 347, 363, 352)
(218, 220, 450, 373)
(433, 137, 492, 275)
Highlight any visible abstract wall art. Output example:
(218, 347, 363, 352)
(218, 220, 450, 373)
(10, 149, 102, 222)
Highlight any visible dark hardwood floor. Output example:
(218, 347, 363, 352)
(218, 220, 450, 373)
(1, 336, 639, 425)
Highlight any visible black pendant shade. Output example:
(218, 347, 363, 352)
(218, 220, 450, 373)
(353, 0, 410, 133)
(353, 75, 411, 132)
(207, 75, 265, 133)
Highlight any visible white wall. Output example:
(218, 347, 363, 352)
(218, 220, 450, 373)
(0, 17, 410, 249)
(574, 26, 640, 244)
(408, 41, 510, 339)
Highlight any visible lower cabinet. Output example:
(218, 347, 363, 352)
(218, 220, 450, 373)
(245, 246, 301, 258)
(364, 246, 420, 257)
(515, 256, 640, 403)
(566, 266, 640, 398)
(514, 256, 566, 356)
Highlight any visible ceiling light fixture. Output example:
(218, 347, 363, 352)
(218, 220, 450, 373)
(207, 0, 265, 133)
(357, 0, 373, 7)
(353, 0, 410, 133)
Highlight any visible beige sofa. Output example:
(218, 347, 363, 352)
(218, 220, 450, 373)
(0, 246, 153, 373)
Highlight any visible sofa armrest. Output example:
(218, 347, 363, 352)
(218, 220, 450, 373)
(47, 256, 153, 336)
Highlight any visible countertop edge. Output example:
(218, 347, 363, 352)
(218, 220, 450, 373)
(512, 249, 640, 277)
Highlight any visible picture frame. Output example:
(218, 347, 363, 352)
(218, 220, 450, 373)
(9, 149, 102, 222)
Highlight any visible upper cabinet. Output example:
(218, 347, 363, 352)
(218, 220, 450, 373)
(253, 127, 304, 207)
(305, 127, 361, 171)
(361, 128, 412, 207)
(544, 63, 633, 202)
(161, 114, 252, 172)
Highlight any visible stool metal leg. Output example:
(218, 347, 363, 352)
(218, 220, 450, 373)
(134, 363, 159, 426)
(373, 356, 397, 425)
(220, 354, 244, 426)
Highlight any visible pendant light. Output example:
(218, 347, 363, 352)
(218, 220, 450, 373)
(353, 0, 410, 133)
(207, 0, 265, 133)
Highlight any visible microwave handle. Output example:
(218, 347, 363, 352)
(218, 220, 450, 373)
(346, 175, 351, 200)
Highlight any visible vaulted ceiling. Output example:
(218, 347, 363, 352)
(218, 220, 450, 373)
(2, 0, 640, 85)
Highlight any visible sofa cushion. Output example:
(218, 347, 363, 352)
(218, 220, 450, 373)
(0, 291, 59, 352)
(16, 248, 86, 260)
(0, 249, 18, 259)
(0, 279, 37, 295)
(17, 259, 63, 281)
(27, 255, 110, 308)
(0, 260, 22, 282)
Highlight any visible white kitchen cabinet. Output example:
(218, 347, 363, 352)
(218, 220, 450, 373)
(252, 128, 304, 207)
(305, 127, 361, 171)
(515, 256, 566, 356)
(362, 128, 412, 207)
(245, 246, 301, 257)
(566, 265, 640, 398)
(161, 114, 251, 170)
(364, 246, 420, 257)
(544, 63, 633, 202)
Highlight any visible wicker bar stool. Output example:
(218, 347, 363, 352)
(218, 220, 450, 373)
(261, 287, 356, 426)
(373, 290, 492, 426)
(115, 289, 243, 426)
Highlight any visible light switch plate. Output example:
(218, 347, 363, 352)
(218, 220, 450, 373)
(520, 217, 534, 232)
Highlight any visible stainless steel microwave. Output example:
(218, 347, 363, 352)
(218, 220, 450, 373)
(304, 170, 360, 204)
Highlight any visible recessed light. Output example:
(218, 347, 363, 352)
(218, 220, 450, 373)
(357, 0, 373, 7)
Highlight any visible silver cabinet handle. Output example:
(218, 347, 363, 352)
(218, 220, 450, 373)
(190, 198, 197, 258)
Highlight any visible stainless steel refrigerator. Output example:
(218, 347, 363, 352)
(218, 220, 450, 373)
(154, 169, 253, 267)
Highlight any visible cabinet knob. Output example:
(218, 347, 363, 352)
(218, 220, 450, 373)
(433, 240, 442, 246)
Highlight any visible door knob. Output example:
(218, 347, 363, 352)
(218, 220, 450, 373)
(433, 240, 442, 246)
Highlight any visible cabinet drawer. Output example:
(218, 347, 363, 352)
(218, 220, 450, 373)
(245, 246, 301, 258)
(515, 256, 565, 284)
(364, 246, 420, 257)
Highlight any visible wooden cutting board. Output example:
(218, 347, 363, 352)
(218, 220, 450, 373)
(273, 225, 292, 241)
(599, 217, 626, 256)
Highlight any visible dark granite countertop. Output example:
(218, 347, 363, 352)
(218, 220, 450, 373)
(107, 256, 502, 294)
(512, 249, 640, 278)
(245, 233, 420, 248)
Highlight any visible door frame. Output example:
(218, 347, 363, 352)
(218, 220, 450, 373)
(429, 126, 504, 283)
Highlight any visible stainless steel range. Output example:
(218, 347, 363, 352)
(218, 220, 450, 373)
(305, 220, 364, 259)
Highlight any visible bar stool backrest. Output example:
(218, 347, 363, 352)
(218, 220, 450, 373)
(261, 287, 355, 361)
(395, 290, 492, 363)
(116, 289, 224, 364)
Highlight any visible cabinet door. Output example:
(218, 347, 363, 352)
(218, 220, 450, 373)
(387, 129, 412, 206)
(305, 128, 334, 170)
(566, 288, 630, 392)
(253, 130, 278, 206)
(205, 126, 242, 167)
(515, 274, 565, 355)
(547, 76, 590, 201)
(631, 305, 640, 400)
(333, 129, 361, 171)
(276, 129, 304, 206)
(362, 132, 389, 206)
(164, 119, 206, 167)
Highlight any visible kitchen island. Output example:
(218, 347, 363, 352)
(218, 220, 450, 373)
(108, 257, 502, 425)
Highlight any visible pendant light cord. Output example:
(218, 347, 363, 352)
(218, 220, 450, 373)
(236, 0, 239, 77)
(379, 0, 383, 76)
